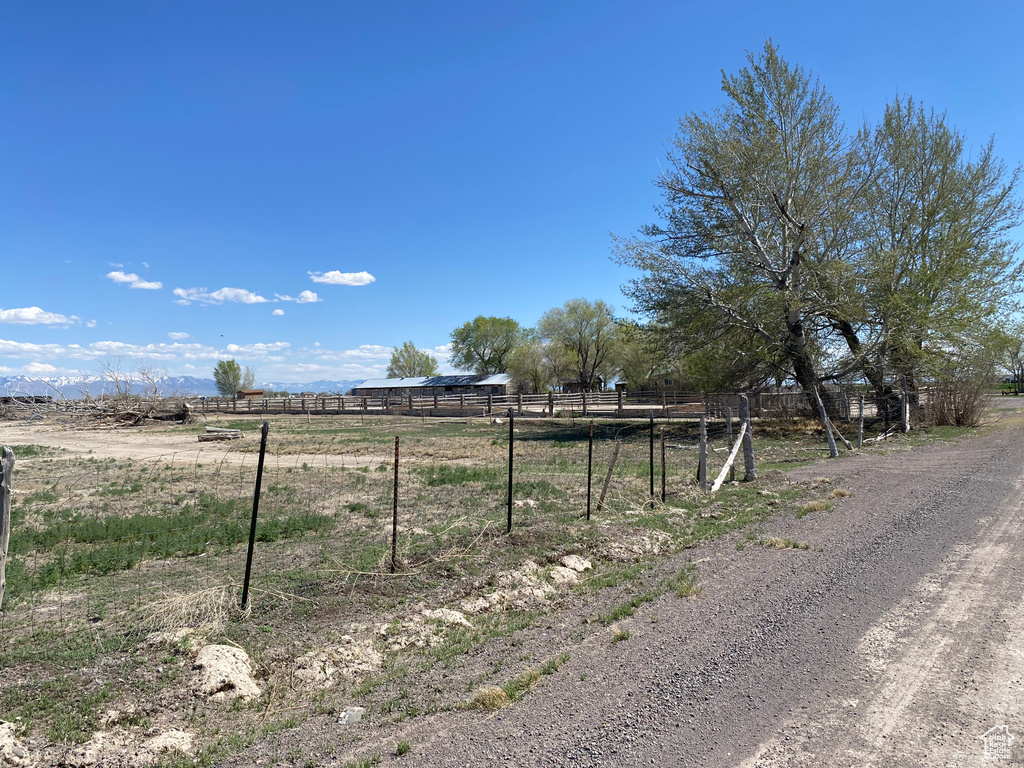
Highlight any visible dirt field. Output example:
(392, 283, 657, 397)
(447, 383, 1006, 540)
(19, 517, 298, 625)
(1, 408, 1013, 766)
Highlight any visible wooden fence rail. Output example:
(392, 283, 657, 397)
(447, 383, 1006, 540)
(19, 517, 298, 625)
(185, 386, 931, 421)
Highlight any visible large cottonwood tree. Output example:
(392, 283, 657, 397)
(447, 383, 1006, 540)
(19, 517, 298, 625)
(618, 42, 863, 410)
(619, 42, 1021, 411)
(537, 299, 618, 390)
(449, 316, 523, 374)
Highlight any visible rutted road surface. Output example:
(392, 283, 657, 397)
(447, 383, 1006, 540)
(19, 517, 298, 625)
(247, 423, 1024, 767)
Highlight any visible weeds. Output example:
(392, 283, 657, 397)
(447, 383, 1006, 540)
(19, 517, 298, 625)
(596, 591, 658, 625)
(669, 564, 702, 598)
(798, 500, 833, 517)
(757, 537, 810, 550)
(471, 686, 508, 711)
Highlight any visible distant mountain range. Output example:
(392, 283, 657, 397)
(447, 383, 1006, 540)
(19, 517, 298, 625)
(0, 375, 366, 399)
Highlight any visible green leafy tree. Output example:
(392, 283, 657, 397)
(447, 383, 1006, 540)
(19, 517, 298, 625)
(616, 41, 861, 410)
(839, 97, 1022, 408)
(386, 341, 439, 378)
(617, 42, 1021, 414)
(449, 316, 523, 374)
(507, 331, 552, 394)
(616, 322, 682, 391)
(537, 299, 618, 390)
(213, 359, 255, 398)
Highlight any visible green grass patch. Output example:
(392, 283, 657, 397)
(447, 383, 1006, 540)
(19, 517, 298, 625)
(668, 564, 702, 597)
(414, 464, 500, 486)
(596, 590, 658, 625)
(5, 444, 58, 458)
(4, 492, 334, 602)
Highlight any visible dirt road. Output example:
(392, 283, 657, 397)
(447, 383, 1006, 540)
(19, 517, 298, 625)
(229, 417, 1024, 767)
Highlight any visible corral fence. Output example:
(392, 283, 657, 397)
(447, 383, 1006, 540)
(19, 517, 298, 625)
(2, 385, 944, 427)
(192, 384, 949, 430)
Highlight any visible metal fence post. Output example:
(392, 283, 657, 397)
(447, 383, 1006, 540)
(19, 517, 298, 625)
(726, 406, 735, 482)
(391, 436, 399, 573)
(858, 396, 865, 448)
(586, 420, 594, 520)
(698, 415, 708, 493)
(649, 412, 655, 505)
(740, 394, 756, 481)
(660, 427, 666, 502)
(240, 421, 269, 612)
(507, 408, 514, 533)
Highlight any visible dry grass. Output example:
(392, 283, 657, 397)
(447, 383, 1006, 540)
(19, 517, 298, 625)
(143, 585, 240, 632)
(759, 537, 810, 550)
(800, 500, 833, 514)
(471, 686, 508, 711)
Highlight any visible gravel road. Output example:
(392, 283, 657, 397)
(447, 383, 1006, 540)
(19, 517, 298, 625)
(235, 418, 1024, 767)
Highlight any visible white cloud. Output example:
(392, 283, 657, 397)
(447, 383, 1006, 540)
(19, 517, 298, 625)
(86, 320, 97, 328)
(0, 307, 80, 325)
(168, 332, 190, 339)
(0, 336, 453, 382)
(272, 309, 285, 316)
(299, 344, 391, 362)
(0, 338, 291, 363)
(308, 270, 375, 286)
(274, 290, 321, 304)
(173, 287, 269, 305)
(106, 271, 163, 290)
(25, 362, 58, 374)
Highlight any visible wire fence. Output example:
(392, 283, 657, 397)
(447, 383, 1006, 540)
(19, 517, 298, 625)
(0, 380, 940, 664)
(0, 414, 766, 659)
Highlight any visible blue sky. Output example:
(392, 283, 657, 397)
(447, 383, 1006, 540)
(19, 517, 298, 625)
(3, 1, 1023, 383)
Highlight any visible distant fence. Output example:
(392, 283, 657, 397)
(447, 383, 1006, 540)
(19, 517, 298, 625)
(0, 385, 939, 425)
(196, 390, 757, 419)
(193, 386, 934, 422)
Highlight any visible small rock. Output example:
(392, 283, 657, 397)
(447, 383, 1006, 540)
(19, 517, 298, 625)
(0, 721, 30, 768)
(193, 645, 261, 702)
(560, 555, 593, 573)
(339, 706, 366, 724)
(422, 608, 473, 628)
(549, 566, 580, 585)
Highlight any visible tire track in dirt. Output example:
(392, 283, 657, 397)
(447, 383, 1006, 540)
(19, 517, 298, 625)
(739, 473, 1024, 766)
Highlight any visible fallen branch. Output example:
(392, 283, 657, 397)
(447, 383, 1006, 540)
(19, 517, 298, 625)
(863, 425, 899, 443)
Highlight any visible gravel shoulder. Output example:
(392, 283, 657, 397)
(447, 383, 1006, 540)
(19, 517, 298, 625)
(224, 416, 1024, 767)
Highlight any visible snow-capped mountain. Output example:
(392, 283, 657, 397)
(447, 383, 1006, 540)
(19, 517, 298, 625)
(0, 375, 366, 399)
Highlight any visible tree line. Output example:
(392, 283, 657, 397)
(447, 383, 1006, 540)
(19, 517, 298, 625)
(385, 299, 633, 393)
